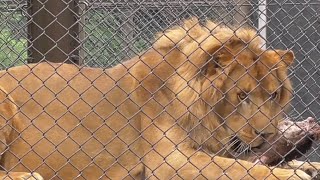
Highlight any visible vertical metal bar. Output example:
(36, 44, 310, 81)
(258, 0, 267, 49)
(77, 2, 86, 65)
(27, 0, 80, 64)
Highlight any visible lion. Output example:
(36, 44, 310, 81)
(0, 18, 318, 179)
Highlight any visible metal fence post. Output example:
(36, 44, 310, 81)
(27, 0, 81, 64)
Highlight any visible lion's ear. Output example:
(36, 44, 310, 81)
(276, 50, 295, 66)
(191, 35, 242, 76)
(203, 39, 239, 72)
(200, 47, 234, 77)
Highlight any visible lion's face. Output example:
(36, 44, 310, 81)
(212, 49, 294, 154)
(153, 18, 294, 156)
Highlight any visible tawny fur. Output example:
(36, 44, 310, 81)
(0, 18, 316, 179)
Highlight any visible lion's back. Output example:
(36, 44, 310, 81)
(0, 62, 142, 179)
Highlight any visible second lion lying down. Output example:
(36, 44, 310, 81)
(0, 18, 318, 179)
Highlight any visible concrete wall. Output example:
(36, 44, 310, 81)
(267, 0, 320, 120)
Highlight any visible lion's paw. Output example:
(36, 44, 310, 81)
(300, 162, 320, 179)
(270, 168, 311, 180)
(288, 160, 320, 179)
(16, 172, 43, 180)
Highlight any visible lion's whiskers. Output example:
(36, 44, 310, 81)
(222, 137, 241, 156)
(234, 142, 247, 156)
(229, 140, 253, 157)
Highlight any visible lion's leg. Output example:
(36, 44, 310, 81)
(0, 171, 43, 180)
(0, 88, 43, 179)
(143, 148, 310, 179)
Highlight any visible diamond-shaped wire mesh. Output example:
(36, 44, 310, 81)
(0, 0, 319, 179)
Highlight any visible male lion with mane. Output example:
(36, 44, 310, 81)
(0, 18, 318, 179)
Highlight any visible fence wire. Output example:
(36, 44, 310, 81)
(0, 0, 319, 179)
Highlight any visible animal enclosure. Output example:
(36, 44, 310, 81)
(0, 0, 320, 179)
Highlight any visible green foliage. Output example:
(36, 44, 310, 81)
(0, 29, 27, 69)
(0, 12, 27, 69)
(83, 10, 149, 67)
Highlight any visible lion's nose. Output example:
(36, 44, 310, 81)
(254, 130, 274, 139)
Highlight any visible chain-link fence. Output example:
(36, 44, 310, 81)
(0, 0, 319, 179)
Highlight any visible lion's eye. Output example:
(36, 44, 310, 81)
(271, 92, 278, 100)
(238, 92, 247, 101)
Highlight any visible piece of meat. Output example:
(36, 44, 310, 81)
(249, 117, 320, 166)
